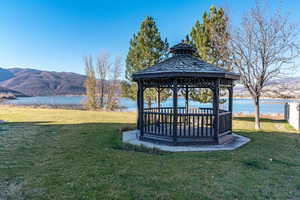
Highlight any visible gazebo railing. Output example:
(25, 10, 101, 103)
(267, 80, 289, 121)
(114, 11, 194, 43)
(142, 107, 232, 141)
(177, 109, 214, 137)
(142, 107, 215, 138)
(219, 110, 232, 136)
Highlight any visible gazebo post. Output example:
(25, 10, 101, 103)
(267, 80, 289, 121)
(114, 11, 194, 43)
(213, 79, 220, 143)
(138, 81, 144, 138)
(185, 85, 189, 112)
(157, 88, 161, 109)
(173, 81, 178, 144)
(228, 86, 233, 133)
(137, 82, 140, 130)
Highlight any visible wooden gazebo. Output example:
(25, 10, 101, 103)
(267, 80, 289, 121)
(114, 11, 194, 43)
(132, 43, 240, 145)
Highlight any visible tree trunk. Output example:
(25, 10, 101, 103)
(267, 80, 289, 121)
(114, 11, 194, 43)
(100, 84, 105, 108)
(157, 89, 161, 109)
(147, 100, 151, 108)
(252, 95, 260, 129)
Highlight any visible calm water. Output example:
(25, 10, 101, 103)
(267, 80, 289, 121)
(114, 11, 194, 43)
(3, 95, 299, 114)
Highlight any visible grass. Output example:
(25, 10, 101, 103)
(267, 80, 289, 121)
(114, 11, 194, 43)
(0, 106, 300, 199)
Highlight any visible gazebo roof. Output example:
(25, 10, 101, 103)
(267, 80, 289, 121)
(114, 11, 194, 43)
(132, 43, 240, 80)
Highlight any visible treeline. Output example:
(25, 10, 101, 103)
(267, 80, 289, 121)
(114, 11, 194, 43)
(84, 2, 300, 130)
(85, 7, 229, 110)
(122, 3, 300, 130)
(123, 7, 229, 106)
(0, 93, 16, 100)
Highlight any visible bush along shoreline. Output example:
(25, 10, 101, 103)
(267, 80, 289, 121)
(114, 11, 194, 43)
(0, 93, 16, 100)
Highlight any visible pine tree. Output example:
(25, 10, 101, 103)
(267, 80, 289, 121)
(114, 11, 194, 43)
(189, 6, 230, 103)
(191, 5, 230, 69)
(123, 16, 169, 107)
(181, 35, 192, 45)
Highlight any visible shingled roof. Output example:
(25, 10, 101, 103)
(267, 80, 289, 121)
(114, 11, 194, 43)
(132, 43, 240, 80)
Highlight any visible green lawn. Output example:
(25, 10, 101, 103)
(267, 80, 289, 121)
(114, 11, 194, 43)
(0, 106, 300, 199)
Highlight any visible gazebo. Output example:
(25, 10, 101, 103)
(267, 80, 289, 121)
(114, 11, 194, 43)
(132, 43, 239, 145)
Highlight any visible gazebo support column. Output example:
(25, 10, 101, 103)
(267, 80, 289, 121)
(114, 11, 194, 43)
(138, 82, 144, 138)
(228, 86, 233, 133)
(213, 79, 220, 144)
(157, 88, 161, 109)
(137, 82, 140, 130)
(185, 86, 189, 112)
(173, 82, 178, 144)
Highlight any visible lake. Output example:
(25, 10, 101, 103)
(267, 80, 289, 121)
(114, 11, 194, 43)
(3, 95, 299, 114)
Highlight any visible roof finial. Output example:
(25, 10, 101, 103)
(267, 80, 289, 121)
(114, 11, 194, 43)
(170, 43, 197, 55)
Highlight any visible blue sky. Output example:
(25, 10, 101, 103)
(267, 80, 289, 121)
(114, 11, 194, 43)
(0, 0, 299, 75)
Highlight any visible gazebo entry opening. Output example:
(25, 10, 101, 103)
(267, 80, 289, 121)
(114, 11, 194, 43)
(132, 43, 239, 145)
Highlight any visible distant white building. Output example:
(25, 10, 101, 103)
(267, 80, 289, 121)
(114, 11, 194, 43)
(285, 102, 300, 130)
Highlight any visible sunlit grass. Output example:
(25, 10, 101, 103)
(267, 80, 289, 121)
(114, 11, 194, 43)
(0, 106, 299, 199)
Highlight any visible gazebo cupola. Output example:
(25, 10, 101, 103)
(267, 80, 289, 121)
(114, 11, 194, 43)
(132, 43, 240, 145)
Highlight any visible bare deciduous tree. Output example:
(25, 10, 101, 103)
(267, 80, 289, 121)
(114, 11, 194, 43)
(107, 56, 122, 110)
(230, 3, 300, 129)
(96, 52, 111, 108)
(84, 52, 122, 111)
(84, 56, 97, 110)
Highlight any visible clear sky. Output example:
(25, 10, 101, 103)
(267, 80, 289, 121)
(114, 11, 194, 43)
(0, 0, 299, 75)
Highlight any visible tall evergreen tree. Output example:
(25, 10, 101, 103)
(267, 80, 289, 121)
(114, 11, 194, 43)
(189, 6, 230, 103)
(123, 16, 169, 107)
(191, 5, 230, 69)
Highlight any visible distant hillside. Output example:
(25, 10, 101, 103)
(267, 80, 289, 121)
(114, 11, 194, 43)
(234, 77, 300, 98)
(1, 67, 299, 98)
(0, 68, 86, 96)
(0, 86, 27, 97)
(0, 68, 14, 81)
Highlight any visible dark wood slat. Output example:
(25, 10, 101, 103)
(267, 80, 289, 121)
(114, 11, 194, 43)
(157, 113, 160, 135)
(192, 115, 195, 136)
(210, 113, 213, 136)
(155, 113, 158, 135)
(188, 114, 191, 137)
(179, 115, 182, 136)
(197, 115, 200, 136)
(165, 114, 167, 136)
(201, 114, 204, 137)
(205, 110, 207, 136)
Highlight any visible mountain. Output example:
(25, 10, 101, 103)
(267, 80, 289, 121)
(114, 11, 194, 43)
(0, 68, 86, 96)
(234, 77, 300, 98)
(1, 67, 299, 98)
(0, 68, 14, 81)
(0, 86, 27, 97)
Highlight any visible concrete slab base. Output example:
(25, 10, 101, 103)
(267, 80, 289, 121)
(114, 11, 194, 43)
(122, 130, 250, 152)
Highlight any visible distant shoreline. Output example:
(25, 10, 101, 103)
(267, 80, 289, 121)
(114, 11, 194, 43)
(234, 96, 300, 101)
(0, 95, 294, 114)
(4, 94, 300, 101)
(0, 104, 283, 119)
(0, 103, 85, 110)
(0, 104, 133, 113)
